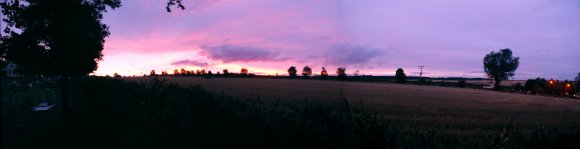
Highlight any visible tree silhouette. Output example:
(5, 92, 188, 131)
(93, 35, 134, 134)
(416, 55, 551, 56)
(288, 66, 297, 78)
(483, 48, 519, 90)
(240, 68, 248, 77)
(336, 67, 347, 80)
(320, 67, 328, 79)
(150, 70, 156, 76)
(173, 69, 180, 75)
(395, 68, 406, 83)
(1, 0, 122, 130)
(223, 69, 229, 77)
(302, 66, 312, 77)
(113, 73, 121, 78)
(180, 68, 186, 75)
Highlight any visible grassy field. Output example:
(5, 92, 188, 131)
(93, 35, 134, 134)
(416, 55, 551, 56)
(124, 76, 580, 147)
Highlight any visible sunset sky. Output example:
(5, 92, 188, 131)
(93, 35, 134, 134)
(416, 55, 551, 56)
(94, 0, 580, 80)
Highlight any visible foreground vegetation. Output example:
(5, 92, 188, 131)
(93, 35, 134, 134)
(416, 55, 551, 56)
(2, 77, 580, 148)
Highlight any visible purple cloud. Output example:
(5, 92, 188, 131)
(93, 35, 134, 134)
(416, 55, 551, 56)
(170, 59, 207, 67)
(200, 44, 289, 63)
(324, 44, 382, 67)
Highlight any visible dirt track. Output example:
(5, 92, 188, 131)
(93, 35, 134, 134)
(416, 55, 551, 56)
(126, 77, 580, 112)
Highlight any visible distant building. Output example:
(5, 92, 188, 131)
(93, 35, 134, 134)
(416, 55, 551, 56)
(1, 62, 22, 77)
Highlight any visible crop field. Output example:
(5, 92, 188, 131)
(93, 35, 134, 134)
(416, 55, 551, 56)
(125, 77, 580, 147)
(126, 77, 577, 112)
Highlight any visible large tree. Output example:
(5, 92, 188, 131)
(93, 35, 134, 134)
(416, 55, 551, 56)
(483, 48, 519, 90)
(1, 0, 122, 130)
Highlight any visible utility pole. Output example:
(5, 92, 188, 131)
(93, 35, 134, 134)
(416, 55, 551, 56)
(418, 65, 424, 79)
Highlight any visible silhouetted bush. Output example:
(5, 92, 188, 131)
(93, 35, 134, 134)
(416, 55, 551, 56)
(512, 83, 523, 92)
(524, 78, 547, 94)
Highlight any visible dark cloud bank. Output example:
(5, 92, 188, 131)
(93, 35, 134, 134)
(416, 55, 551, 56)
(200, 44, 289, 63)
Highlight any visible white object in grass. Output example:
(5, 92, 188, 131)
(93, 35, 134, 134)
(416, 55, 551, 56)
(32, 103, 55, 111)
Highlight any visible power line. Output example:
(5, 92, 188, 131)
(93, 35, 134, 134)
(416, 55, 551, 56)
(418, 65, 425, 78)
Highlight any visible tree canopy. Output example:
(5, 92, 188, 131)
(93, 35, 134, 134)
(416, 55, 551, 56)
(320, 67, 328, 79)
(1, 0, 121, 76)
(483, 48, 519, 90)
(395, 68, 406, 83)
(336, 67, 346, 80)
(288, 66, 297, 78)
(302, 66, 312, 77)
(240, 68, 248, 76)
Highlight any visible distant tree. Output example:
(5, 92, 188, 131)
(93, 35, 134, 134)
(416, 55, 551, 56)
(302, 66, 312, 77)
(483, 48, 520, 90)
(320, 67, 328, 79)
(223, 69, 229, 77)
(180, 68, 186, 75)
(353, 70, 360, 77)
(207, 70, 213, 78)
(525, 78, 547, 94)
(173, 69, 180, 75)
(240, 68, 248, 77)
(288, 66, 297, 78)
(113, 73, 121, 78)
(336, 67, 347, 80)
(216, 71, 221, 77)
(395, 68, 406, 83)
(150, 70, 156, 76)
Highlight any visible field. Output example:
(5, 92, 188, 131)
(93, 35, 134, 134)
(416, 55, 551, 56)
(3, 76, 580, 148)
(126, 77, 577, 112)
(124, 77, 580, 147)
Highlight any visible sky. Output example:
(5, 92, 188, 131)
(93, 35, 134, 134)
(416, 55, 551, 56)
(94, 0, 580, 80)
